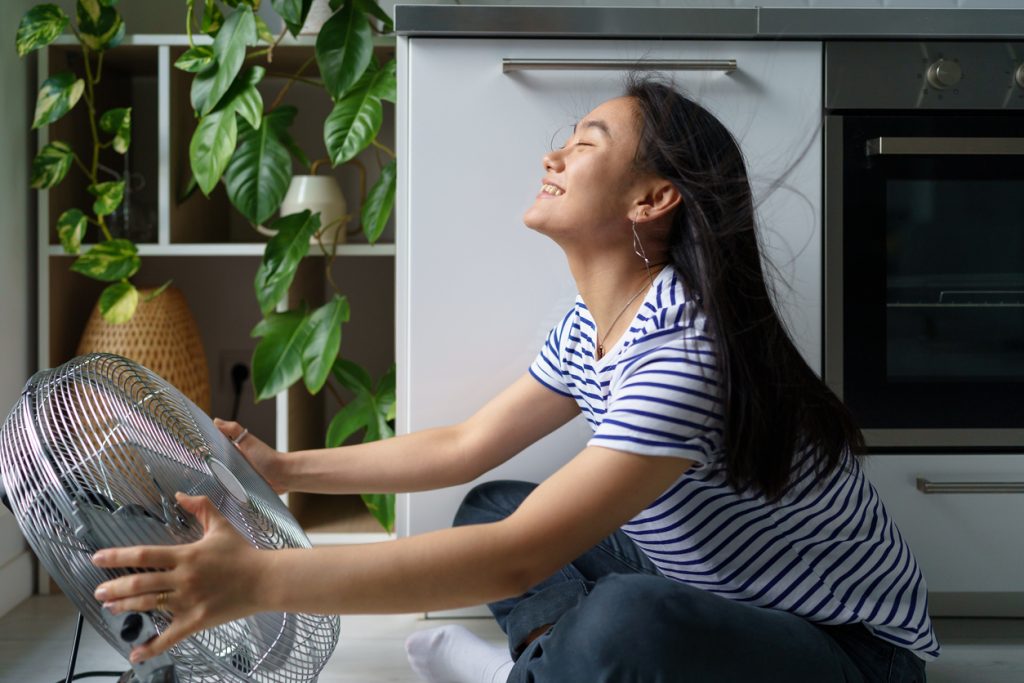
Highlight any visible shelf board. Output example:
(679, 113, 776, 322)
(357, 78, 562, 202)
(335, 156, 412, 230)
(51, 34, 396, 48)
(308, 532, 396, 546)
(47, 243, 396, 257)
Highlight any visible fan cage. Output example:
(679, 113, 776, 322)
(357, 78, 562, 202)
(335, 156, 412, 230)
(0, 354, 339, 682)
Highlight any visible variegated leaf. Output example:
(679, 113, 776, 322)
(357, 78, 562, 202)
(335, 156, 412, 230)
(32, 72, 84, 129)
(99, 281, 139, 324)
(70, 239, 139, 282)
(88, 180, 125, 217)
(76, 0, 125, 52)
(99, 107, 131, 154)
(174, 46, 215, 73)
(16, 5, 69, 58)
(31, 141, 74, 189)
(57, 209, 88, 254)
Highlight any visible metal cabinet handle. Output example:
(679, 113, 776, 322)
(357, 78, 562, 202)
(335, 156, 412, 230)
(916, 478, 1024, 494)
(866, 137, 1024, 157)
(502, 58, 737, 74)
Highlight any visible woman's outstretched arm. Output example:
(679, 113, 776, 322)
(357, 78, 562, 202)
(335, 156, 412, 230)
(92, 441, 695, 663)
(222, 372, 582, 495)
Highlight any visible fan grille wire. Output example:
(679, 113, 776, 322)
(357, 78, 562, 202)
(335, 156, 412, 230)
(0, 354, 339, 682)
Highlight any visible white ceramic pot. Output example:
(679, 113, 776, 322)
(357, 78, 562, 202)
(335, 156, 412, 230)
(279, 175, 348, 246)
(299, 0, 334, 34)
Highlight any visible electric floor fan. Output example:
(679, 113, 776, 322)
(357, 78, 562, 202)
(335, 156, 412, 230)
(0, 353, 339, 682)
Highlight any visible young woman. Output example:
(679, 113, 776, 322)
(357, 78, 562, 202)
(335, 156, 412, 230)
(92, 76, 937, 682)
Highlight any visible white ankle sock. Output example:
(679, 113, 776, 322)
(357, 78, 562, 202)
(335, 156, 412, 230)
(405, 624, 514, 683)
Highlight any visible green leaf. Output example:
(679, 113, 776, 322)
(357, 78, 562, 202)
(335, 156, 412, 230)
(174, 45, 215, 73)
(99, 281, 138, 324)
(326, 392, 372, 447)
(229, 66, 266, 130)
(255, 14, 275, 44)
(331, 357, 373, 393)
(88, 180, 125, 217)
(198, 6, 257, 116)
(143, 280, 172, 302)
(355, 58, 396, 103)
(271, 0, 313, 37)
(32, 72, 84, 129)
(324, 89, 381, 166)
(359, 493, 394, 534)
(70, 239, 139, 282)
(189, 107, 238, 194)
(201, 0, 224, 35)
(76, 0, 125, 51)
(99, 107, 131, 154)
(31, 141, 74, 189)
(376, 364, 396, 426)
(267, 105, 310, 168)
(355, 0, 394, 34)
(315, 1, 372, 101)
(87, 180, 125, 217)
(224, 114, 291, 224)
(302, 295, 350, 393)
(16, 5, 69, 57)
(253, 210, 320, 315)
(250, 307, 313, 400)
(361, 158, 395, 244)
(56, 209, 88, 254)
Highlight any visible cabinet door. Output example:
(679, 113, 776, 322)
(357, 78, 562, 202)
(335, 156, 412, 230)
(863, 454, 1024, 615)
(399, 39, 823, 541)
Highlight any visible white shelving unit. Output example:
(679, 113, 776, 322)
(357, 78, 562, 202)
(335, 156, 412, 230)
(34, 35, 397, 589)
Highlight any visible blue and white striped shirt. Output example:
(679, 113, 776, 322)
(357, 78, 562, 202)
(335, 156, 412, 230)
(529, 265, 939, 661)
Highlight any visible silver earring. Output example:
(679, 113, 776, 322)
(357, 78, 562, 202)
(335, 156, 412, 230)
(632, 213, 656, 286)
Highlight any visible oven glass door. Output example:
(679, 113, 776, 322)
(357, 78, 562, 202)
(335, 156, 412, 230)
(837, 114, 1024, 437)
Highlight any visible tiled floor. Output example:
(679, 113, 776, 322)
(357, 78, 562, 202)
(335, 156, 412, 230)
(2, 596, 1024, 682)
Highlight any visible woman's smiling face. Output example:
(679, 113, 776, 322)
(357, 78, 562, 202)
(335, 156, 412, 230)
(523, 96, 646, 239)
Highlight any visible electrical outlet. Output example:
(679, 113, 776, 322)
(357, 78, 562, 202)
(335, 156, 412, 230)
(218, 349, 253, 391)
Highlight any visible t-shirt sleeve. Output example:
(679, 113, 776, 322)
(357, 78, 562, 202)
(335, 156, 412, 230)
(528, 310, 574, 398)
(588, 334, 723, 465)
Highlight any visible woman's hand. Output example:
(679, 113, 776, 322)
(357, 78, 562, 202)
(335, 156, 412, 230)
(91, 493, 268, 664)
(214, 418, 289, 494)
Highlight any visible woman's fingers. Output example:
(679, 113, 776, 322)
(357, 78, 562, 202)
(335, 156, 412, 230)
(92, 545, 176, 571)
(174, 492, 226, 533)
(93, 568, 173, 604)
(103, 589, 174, 617)
(213, 417, 244, 442)
(130, 616, 194, 664)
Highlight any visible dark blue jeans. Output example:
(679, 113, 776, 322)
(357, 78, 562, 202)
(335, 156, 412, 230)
(454, 480, 928, 683)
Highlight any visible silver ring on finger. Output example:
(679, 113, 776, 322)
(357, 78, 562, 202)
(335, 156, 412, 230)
(232, 427, 249, 445)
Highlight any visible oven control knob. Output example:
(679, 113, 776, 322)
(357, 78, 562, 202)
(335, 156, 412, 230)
(926, 59, 962, 90)
(1016, 63, 1024, 89)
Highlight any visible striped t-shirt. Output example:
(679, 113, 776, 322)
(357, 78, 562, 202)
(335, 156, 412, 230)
(528, 265, 940, 661)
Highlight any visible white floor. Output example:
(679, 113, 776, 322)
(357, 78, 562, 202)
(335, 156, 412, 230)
(2, 596, 1024, 682)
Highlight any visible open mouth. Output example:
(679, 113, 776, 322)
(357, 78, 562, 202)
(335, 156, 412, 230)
(540, 183, 564, 196)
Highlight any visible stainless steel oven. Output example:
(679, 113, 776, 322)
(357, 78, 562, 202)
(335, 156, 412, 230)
(824, 41, 1024, 450)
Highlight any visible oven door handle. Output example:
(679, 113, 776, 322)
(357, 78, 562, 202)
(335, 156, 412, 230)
(916, 478, 1024, 494)
(502, 59, 738, 74)
(866, 137, 1024, 157)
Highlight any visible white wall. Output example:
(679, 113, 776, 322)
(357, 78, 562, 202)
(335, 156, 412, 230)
(0, 0, 38, 617)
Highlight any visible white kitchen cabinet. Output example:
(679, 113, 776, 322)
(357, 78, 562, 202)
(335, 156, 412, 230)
(397, 39, 824, 557)
(862, 454, 1024, 616)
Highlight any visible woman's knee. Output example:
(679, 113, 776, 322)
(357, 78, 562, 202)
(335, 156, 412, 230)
(453, 480, 536, 527)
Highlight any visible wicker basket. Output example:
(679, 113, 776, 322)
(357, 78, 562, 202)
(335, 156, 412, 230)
(76, 286, 211, 412)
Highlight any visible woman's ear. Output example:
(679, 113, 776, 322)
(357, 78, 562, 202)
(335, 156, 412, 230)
(635, 180, 682, 223)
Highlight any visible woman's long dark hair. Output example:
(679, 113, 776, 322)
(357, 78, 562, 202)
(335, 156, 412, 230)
(626, 75, 864, 500)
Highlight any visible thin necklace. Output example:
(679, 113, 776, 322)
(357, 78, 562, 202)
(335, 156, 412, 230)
(596, 281, 650, 361)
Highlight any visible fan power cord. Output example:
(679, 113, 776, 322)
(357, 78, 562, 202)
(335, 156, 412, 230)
(52, 673, 125, 682)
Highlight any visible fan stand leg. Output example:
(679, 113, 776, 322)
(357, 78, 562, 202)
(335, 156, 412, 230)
(64, 612, 84, 683)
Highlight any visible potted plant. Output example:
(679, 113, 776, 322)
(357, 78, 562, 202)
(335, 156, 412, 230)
(177, 0, 398, 532)
(17, 2, 150, 324)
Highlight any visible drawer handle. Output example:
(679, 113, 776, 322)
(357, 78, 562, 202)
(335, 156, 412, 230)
(866, 137, 1024, 157)
(916, 478, 1024, 494)
(502, 59, 737, 74)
